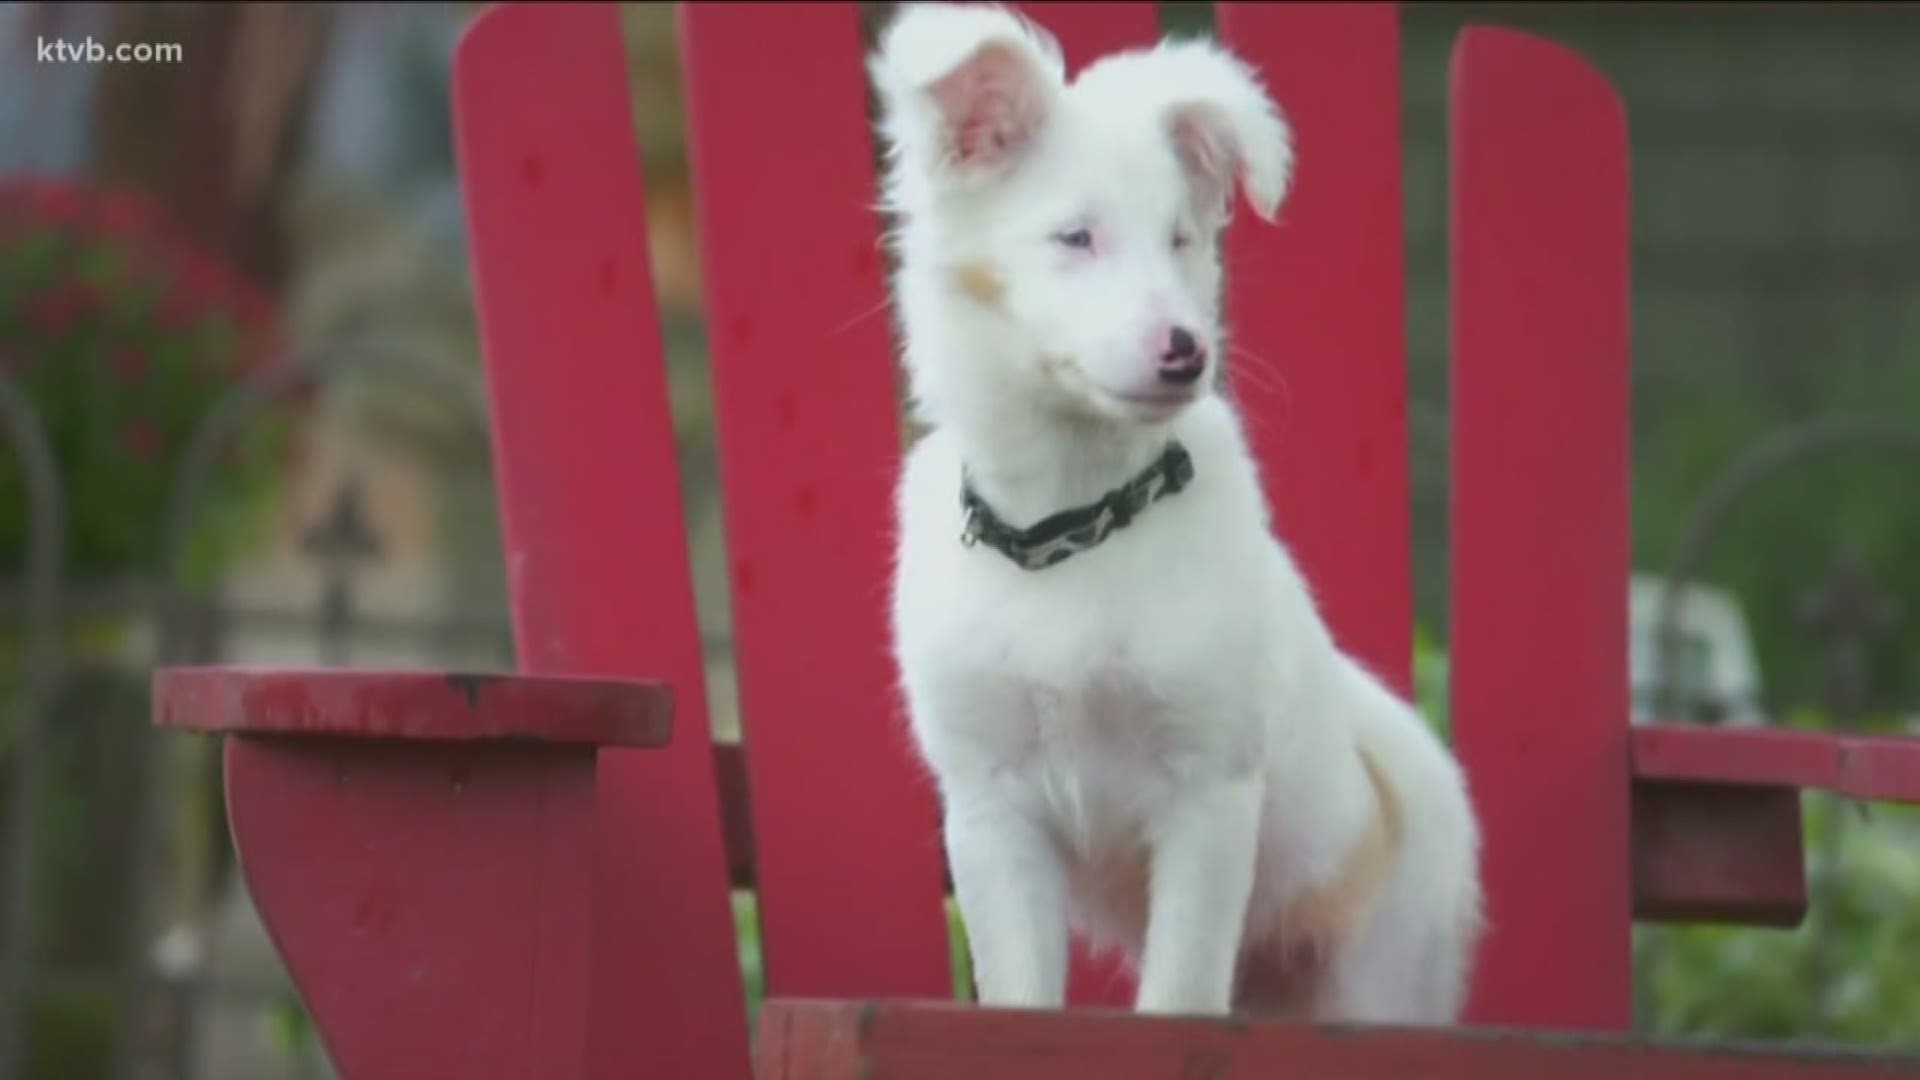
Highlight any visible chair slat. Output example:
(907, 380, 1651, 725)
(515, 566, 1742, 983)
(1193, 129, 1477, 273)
(452, 3, 750, 1075)
(679, 1, 953, 1000)
(1448, 25, 1634, 1031)
(1009, 0, 1171, 1011)
(1216, 1, 1413, 696)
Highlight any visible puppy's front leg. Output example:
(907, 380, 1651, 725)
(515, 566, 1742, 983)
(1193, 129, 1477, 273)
(1135, 777, 1262, 1015)
(944, 796, 1068, 1008)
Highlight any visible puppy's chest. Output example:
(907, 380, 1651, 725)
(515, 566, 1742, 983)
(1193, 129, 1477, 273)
(926, 616, 1248, 788)
(973, 667, 1186, 771)
(909, 558, 1270, 778)
(932, 652, 1255, 875)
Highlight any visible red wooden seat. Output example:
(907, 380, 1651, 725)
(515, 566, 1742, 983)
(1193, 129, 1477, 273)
(756, 999, 1920, 1079)
(150, 3, 1920, 1077)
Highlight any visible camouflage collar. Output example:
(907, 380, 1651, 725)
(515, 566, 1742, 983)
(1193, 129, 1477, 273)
(958, 442, 1196, 571)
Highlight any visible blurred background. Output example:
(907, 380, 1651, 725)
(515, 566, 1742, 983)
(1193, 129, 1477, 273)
(1, 2, 1916, 1076)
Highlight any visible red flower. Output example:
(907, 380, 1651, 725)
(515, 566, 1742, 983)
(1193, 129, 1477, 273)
(123, 421, 163, 461)
(23, 180, 86, 226)
(93, 191, 161, 239)
(230, 293, 275, 339)
(156, 286, 205, 331)
(109, 348, 149, 381)
(4, 179, 282, 373)
(26, 281, 103, 335)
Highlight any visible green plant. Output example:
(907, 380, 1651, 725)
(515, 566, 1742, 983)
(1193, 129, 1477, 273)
(1413, 623, 1452, 743)
(0, 177, 298, 588)
(1636, 786, 1920, 1049)
(1414, 634, 1920, 1048)
(732, 890, 975, 1026)
(25, 985, 116, 1080)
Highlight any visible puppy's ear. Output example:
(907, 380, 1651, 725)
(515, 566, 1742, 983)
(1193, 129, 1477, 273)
(871, 4, 1065, 187)
(1155, 42, 1294, 225)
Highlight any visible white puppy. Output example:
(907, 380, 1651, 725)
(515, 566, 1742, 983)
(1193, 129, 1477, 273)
(871, 3, 1484, 1023)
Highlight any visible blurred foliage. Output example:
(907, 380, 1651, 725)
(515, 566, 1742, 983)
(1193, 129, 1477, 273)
(733, 890, 977, 1027)
(0, 661, 148, 1077)
(265, 992, 321, 1063)
(0, 178, 303, 1074)
(1392, 3, 1920, 719)
(1414, 624, 1452, 744)
(1626, 380, 1920, 724)
(1636, 788, 1920, 1049)
(24, 985, 116, 1080)
(16, 664, 147, 966)
(0, 177, 299, 588)
(1420, 630, 1920, 1050)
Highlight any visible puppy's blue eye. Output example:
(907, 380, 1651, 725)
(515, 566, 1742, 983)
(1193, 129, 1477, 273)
(1172, 231, 1192, 251)
(1055, 228, 1094, 250)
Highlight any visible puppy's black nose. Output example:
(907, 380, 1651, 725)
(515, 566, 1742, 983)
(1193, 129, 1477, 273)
(1159, 327, 1205, 385)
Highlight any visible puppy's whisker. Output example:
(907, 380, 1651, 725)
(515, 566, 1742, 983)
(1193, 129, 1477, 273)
(1221, 345, 1294, 447)
(1227, 344, 1291, 407)
(832, 297, 895, 338)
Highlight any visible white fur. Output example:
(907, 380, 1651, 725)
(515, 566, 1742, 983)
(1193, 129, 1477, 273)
(872, 3, 1484, 1022)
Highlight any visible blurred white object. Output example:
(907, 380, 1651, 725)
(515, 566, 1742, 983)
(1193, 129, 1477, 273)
(1629, 574, 1768, 726)
(152, 921, 206, 981)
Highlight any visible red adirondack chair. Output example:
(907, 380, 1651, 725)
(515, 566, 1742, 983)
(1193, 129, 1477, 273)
(153, 3, 1920, 1077)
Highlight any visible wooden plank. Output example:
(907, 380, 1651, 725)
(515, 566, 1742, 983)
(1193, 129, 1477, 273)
(678, 1, 952, 1002)
(1448, 26, 1634, 1031)
(717, 743, 1811, 927)
(1009, 0, 1168, 1012)
(754, 999, 1920, 1079)
(451, 3, 750, 1076)
(224, 739, 598, 1080)
(1632, 778, 1807, 927)
(1635, 725, 1920, 805)
(1216, 2, 1413, 697)
(153, 668, 671, 747)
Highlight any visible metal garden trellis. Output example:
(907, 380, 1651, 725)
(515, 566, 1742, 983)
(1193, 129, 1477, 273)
(0, 374, 64, 1079)
(0, 341, 513, 1080)
(1653, 415, 1920, 721)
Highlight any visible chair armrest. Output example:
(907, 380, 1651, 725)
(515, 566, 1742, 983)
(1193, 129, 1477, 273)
(150, 665, 672, 1079)
(154, 666, 671, 748)
(1629, 724, 1920, 928)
